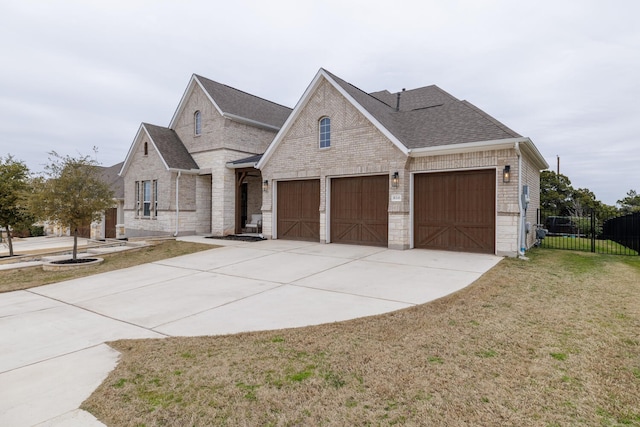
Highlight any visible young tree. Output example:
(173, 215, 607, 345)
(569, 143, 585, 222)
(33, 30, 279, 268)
(30, 152, 114, 261)
(0, 155, 31, 257)
(617, 190, 640, 214)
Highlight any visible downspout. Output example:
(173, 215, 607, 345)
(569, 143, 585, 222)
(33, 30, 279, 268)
(515, 142, 525, 257)
(174, 171, 181, 237)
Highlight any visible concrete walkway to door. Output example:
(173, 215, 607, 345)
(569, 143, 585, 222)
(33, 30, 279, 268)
(0, 237, 502, 426)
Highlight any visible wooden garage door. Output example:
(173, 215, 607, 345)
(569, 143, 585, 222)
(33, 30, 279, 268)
(414, 170, 495, 254)
(331, 175, 388, 246)
(105, 208, 117, 239)
(277, 179, 320, 241)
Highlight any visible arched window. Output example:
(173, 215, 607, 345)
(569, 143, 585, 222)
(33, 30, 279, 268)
(143, 142, 148, 156)
(194, 110, 202, 135)
(319, 117, 330, 148)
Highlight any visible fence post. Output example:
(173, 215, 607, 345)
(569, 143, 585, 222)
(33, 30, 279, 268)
(636, 212, 640, 256)
(591, 210, 596, 253)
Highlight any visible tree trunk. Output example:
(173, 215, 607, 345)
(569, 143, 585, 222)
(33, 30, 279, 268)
(6, 229, 14, 257)
(73, 227, 78, 260)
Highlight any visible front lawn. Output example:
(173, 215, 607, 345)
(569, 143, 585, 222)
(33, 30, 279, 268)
(83, 249, 640, 426)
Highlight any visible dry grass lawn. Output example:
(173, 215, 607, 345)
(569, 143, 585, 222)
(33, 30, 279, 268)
(0, 240, 216, 293)
(83, 249, 640, 426)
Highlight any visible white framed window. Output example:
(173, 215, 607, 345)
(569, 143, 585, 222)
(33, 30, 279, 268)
(194, 110, 202, 135)
(143, 180, 151, 217)
(319, 117, 331, 148)
(153, 180, 158, 217)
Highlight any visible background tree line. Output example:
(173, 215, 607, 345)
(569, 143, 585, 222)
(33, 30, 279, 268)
(541, 170, 640, 218)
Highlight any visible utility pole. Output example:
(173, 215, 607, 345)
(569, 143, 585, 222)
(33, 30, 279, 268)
(556, 155, 560, 175)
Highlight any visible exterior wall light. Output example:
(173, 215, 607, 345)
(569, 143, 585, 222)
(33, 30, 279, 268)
(262, 180, 269, 192)
(392, 171, 399, 188)
(503, 165, 511, 183)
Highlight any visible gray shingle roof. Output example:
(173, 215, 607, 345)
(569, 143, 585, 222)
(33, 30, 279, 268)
(143, 123, 199, 170)
(195, 75, 292, 129)
(98, 162, 124, 199)
(325, 69, 521, 149)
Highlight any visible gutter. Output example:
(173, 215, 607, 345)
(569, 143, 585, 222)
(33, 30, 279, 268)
(222, 112, 282, 132)
(408, 137, 529, 157)
(174, 171, 181, 237)
(226, 161, 258, 169)
(515, 142, 526, 257)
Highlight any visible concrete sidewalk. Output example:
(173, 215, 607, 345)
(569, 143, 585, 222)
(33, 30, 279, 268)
(0, 237, 502, 426)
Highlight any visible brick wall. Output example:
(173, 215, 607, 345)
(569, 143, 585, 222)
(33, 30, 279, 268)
(173, 82, 278, 158)
(171, 81, 278, 236)
(122, 129, 199, 237)
(260, 77, 407, 244)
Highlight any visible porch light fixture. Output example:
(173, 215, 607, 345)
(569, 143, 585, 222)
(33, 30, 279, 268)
(262, 179, 269, 192)
(503, 165, 511, 183)
(392, 171, 399, 188)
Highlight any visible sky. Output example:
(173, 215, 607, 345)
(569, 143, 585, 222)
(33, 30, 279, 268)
(1, 0, 638, 206)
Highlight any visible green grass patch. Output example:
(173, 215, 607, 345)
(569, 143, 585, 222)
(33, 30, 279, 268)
(287, 366, 315, 382)
(476, 349, 497, 358)
(427, 356, 444, 364)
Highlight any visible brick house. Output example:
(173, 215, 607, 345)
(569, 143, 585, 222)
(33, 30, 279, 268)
(120, 69, 547, 256)
(119, 74, 292, 238)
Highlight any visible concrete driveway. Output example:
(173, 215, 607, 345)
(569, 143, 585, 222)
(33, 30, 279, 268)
(0, 237, 502, 426)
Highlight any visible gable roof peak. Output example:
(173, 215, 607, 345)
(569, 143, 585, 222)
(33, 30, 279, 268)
(169, 73, 292, 131)
(193, 74, 292, 111)
(141, 123, 199, 171)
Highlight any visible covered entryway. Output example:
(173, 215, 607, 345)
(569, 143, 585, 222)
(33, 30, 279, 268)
(331, 175, 389, 247)
(277, 179, 320, 241)
(234, 169, 263, 234)
(414, 169, 496, 254)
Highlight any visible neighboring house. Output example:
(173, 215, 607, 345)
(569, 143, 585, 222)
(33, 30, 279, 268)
(91, 162, 125, 240)
(120, 68, 548, 256)
(42, 162, 125, 239)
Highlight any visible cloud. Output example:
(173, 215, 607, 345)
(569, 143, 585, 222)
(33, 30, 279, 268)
(1, 0, 638, 205)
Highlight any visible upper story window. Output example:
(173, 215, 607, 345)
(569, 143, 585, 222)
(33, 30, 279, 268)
(194, 110, 202, 135)
(143, 142, 148, 156)
(319, 117, 331, 149)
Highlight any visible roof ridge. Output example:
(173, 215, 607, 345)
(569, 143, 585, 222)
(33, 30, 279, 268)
(142, 122, 171, 131)
(322, 69, 396, 110)
(194, 74, 292, 111)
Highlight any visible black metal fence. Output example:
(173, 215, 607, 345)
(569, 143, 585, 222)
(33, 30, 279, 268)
(537, 210, 640, 255)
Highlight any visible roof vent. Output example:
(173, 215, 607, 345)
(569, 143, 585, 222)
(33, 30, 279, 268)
(395, 88, 406, 112)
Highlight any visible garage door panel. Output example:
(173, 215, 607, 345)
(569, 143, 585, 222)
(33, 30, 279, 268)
(331, 176, 388, 247)
(277, 180, 320, 241)
(415, 170, 495, 254)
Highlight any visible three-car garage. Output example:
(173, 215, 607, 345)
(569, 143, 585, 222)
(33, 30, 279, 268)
(275, 169, 497, 254)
